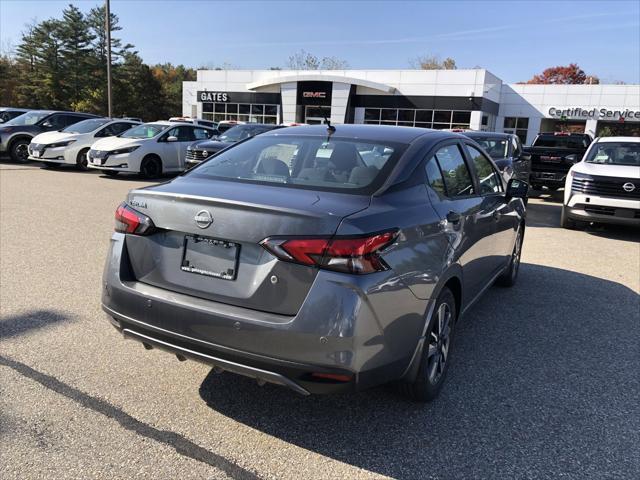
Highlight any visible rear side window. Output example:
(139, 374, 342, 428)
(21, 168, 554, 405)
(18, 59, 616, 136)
(432, 145, 475, 197)
(425, 157, 446, 197)
(193, 127, 213, 140)
(188, 135, 406, 194)
(466, 145, 503, 194)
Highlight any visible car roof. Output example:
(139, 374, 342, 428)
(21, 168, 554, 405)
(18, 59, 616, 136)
(0, 107, 29, 112)
(594, 136, 640, 143)
(262, 124, 454, 144)
(464, 131, 513, 139)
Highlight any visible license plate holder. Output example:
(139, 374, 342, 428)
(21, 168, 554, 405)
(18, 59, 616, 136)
(181, 235, 239, 280)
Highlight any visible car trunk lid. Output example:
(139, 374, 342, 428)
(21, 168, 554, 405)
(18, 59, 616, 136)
(123, 178, 370, 315)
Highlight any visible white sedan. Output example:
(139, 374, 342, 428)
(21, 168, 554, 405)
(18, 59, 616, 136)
(87, 121, 218, 178)
(28, 118, 139, 170)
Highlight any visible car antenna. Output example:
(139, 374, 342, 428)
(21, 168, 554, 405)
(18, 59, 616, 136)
(324, 116, 336, 134)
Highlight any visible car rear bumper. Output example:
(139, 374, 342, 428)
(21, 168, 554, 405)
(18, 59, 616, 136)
(102, 233, 428, 394)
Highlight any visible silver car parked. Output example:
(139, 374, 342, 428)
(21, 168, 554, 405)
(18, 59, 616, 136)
(103, 125, 528, 401)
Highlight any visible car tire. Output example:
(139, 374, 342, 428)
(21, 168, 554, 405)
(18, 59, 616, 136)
(496, 223, 524, 287)
(140, 155, 162, 179)
(104, 170, 119, 177)
(76, 148, 90, 171)
(400, 287, 456, 402)
(9, 138, 30, 163)
(560, 205, 586, 230)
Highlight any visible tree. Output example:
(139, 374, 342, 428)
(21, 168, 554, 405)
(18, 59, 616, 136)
(150, 63, 197, 117)
(410, 54, 457, 70)
(286, 49, 348, 70)
(59, 4, 95, 108)
(524, 63, 599, 85)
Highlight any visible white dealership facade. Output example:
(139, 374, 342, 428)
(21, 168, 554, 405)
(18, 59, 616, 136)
(183, 69, 640, 144)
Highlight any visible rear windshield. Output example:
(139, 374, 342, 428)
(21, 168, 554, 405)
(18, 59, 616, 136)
(187, 135, 406, 194)
(533, 135, 590, 149)
(585, 142, 640, 166)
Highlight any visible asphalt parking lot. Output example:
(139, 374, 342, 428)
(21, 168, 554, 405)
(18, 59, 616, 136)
(1, 162, 639, 480)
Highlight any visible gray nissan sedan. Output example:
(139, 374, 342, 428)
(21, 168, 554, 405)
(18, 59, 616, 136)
(103, 124, 527, 401)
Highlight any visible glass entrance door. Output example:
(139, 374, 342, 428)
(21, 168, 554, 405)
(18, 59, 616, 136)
(305, 106, 331, 125)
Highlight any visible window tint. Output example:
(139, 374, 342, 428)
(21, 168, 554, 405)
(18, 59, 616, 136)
(61, 115, 84, 127)
(432, 145, 475, 197)
(425, 157, 446, 197)
(164, 126, 194, 142)
(466, 145, 503, 194)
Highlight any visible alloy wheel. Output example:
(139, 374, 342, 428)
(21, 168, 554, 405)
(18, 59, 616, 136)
(15, 143, 29, 162)
(427, 303, 452, 384)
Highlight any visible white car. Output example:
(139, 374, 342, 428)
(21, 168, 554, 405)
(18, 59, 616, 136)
(87, 121, 218, 178)
(28, 118, 139, 170)
(562, 136, 640, 229)
(168, 117, 218, 129)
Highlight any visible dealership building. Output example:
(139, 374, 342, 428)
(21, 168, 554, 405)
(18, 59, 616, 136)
(182, 69, 640, 144)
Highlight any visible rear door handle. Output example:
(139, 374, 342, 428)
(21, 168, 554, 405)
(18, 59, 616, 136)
(446, 211, 461, 224)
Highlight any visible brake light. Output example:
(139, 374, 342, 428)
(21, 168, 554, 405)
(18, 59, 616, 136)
(114, 202, 155, 235)
(260, 230, 397, 274)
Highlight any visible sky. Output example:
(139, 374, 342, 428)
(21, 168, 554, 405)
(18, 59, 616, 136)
(1, 0, 639, 84)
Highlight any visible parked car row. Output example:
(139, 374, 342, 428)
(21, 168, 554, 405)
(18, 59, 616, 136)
(0, 107, 293, 177)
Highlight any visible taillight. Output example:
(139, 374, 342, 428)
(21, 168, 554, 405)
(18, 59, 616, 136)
(114, 202, 155, 235)
(260, 230, 397, 274)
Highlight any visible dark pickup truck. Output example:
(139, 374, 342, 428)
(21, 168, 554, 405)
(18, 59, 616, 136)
(525, 132, 592, 190)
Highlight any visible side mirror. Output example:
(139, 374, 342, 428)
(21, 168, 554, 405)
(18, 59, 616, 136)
(166, 135, 178, 142)
(506, 178, 529, 199)
(42, 121, 53, 128)
(519, 152, 531, 162)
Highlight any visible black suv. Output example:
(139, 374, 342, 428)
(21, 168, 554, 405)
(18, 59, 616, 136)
(0, 110, 99, 162)
(524, 132, 592, 190)
(185, 123, 284, 169)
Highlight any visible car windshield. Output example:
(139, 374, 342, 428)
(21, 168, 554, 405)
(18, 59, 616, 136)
(218, 126, 252, 143)
(534, 135, 589, 149)
(471, 137, 509, 159)
(187, 135, 405, 194)
(62, 118, 110, 133)
(119, 123, 165, 139)
(4, 111, 50, 126)
(584, 142, 640, 166)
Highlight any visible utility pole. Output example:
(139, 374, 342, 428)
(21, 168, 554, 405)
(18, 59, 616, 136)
(105, 0, 112, 117)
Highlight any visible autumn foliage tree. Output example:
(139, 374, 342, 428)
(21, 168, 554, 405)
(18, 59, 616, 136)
(524, 63, 599, 85)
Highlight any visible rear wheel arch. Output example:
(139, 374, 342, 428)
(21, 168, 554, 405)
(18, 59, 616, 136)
(401, 268, 463, 382)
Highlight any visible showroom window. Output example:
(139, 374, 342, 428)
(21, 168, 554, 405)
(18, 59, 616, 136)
(202, 103, 279, 124)
(503, 117, 529, 143)
(363, 108, 472, 129)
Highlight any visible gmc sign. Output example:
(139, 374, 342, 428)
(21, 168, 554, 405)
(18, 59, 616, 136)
(303, 92, 327, 99)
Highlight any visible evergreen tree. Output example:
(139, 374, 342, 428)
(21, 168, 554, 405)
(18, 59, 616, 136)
(59, 4, 95, 108)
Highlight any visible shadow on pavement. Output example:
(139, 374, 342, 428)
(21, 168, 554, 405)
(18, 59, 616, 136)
(0, 310, 74, 340)
(199, 263, 640, 479)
